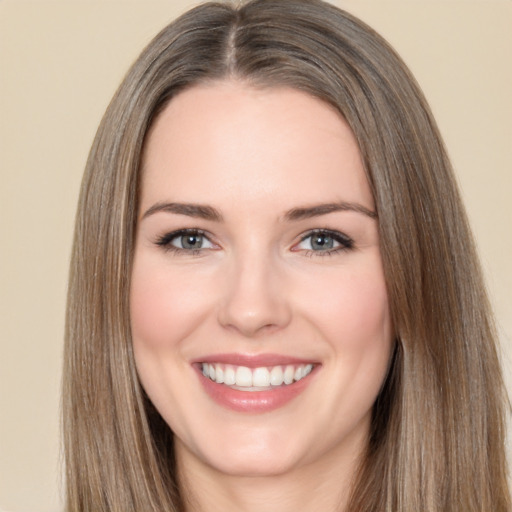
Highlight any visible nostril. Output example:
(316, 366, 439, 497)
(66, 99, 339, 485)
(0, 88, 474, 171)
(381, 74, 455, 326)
(216, 254, 293, 337)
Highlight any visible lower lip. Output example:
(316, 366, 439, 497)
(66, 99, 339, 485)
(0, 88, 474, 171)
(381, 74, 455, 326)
(196, 366, 317, 413)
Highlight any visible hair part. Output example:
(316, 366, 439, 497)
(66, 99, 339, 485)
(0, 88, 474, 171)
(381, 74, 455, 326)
(64, 1, 511, 510)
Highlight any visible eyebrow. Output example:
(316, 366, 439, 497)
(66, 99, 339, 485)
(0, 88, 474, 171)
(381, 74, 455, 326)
(142, 202, 223, 222)
(141, 200, 377, 223)
(283, 202, 377, 221)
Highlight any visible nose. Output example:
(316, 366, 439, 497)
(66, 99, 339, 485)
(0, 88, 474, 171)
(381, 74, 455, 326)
(217, 251, 292, 338)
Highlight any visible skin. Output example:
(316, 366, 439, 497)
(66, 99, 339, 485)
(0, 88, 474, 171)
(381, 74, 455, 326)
(131, 81, 394, 512)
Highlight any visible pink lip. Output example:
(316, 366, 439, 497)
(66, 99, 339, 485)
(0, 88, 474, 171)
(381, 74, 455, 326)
(192, 354, 319, 414)
(192, 352, 316, 368)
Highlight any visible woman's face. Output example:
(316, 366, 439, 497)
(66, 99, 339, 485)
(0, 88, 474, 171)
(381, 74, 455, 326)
(131, 81, 393, 477)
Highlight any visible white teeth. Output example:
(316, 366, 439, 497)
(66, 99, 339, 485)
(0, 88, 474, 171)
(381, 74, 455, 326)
(283, 365, 294, 385)
(253, 367, 270, 387)
(216, 365, 224, 384)
(270, 366, 284, 386)
(235, 366, 252, 387)
(201, 362, 314, 389)
(224, 366, 236, 385)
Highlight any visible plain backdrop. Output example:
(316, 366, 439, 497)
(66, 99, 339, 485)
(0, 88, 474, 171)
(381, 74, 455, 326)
(1, 1, 511, 511)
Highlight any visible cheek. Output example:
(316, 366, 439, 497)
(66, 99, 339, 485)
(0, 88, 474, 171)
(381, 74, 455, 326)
(130, 255, 213, 352)
(300, 259, 393, 409)
(298, 263, 393, 432)
(129, 256, 212, 426)
(343, 276, 390, 346)
(304, 263, 392, 349)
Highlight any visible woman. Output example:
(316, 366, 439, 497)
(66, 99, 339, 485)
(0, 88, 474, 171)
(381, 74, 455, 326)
(63, 0, 511, 510)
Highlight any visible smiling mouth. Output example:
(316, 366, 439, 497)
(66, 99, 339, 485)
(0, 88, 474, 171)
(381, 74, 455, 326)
(200, 362, 314, 390)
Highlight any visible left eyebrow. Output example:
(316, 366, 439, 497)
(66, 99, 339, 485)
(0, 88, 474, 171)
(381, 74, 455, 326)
(141, 202, 224, 222)
(283, 202, 377, 221)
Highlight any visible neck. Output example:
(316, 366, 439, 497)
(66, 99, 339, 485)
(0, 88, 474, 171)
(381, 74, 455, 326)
(176, 437, 365, 512)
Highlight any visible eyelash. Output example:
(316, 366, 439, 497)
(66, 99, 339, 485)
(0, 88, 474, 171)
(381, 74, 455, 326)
(296, 229, 354, 257)
(154, 228, 354, 257)
(155, 228, 213, 255)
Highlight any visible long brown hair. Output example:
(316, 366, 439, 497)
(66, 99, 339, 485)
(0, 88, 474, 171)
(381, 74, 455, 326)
(63, 1, 510, 510)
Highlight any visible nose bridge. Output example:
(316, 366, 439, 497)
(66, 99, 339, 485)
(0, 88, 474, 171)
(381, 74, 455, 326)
(217, 243, 291, 337)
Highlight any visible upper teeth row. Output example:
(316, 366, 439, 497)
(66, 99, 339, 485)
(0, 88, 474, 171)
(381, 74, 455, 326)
(201, 363, 314, 388)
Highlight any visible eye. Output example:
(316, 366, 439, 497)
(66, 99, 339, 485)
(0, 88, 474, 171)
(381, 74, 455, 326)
(155, 229, 215, 253)
(173, 232, 212, 250)
(294, 229, 353, 255)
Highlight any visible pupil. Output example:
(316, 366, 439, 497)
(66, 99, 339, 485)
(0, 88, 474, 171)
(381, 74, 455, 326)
(182, 234, 202, 249)
(312, 234, 333, 250)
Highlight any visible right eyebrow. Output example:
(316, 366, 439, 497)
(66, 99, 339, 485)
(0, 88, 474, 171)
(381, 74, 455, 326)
(283, 201, 377, 221)
(141, 202, 223, 222)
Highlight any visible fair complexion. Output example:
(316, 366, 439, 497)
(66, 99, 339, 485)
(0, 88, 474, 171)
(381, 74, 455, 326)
(131, 81, 393, 512)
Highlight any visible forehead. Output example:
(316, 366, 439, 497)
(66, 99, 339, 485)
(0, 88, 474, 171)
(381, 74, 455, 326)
(140, 81, 373, 213)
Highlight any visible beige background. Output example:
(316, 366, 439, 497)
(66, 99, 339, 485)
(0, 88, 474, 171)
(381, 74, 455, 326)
(1, 1, 510, 511)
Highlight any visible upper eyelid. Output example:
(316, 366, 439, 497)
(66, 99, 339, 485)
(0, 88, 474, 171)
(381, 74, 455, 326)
(286, 229, 352, 254)
(300, 228, 349, 237)
(154, 227, 353, 249)
(155, 228, 213, 246)
(297, 228, 353, 243)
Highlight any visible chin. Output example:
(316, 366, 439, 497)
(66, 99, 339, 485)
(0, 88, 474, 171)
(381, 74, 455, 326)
(176, 426, 306, 478)
(206, 450, 299, 478)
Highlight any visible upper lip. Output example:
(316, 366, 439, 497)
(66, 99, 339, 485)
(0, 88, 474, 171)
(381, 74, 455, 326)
(191, 353, 319, 368)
